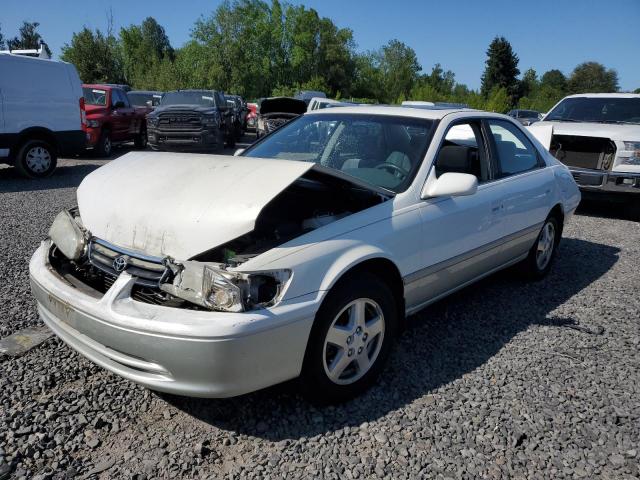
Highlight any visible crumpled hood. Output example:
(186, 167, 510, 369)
(536, 120, 640, 142)
(76, 152, 313, 259)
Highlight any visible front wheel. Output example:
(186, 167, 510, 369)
(300, 272, 397, 404)
(134, 125, 147, 149)
(95, 129, 112, 157)
(521, 215, 560, 279)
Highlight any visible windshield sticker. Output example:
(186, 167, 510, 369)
(202, 96, 214, 101)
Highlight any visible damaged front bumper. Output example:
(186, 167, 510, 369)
(569, 167, 640, 194)
(29, 241, 319, 398)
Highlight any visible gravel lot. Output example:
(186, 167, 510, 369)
(1, 145, 639, 479)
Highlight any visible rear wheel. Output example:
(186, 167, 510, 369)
(14, 139, 57, 178)
(300, 272, 397, 404)
(521, 215, 560, 279)
(95, 129, 112, 157)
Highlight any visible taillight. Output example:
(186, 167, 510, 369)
(79, 97, 87, 127)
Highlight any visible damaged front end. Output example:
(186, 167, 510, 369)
(48, 164, 389, 313)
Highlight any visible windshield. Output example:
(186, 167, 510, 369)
(520, 110, 539, 118)
(242, 113, 436, 192)
(83, 87, 107, 106)
(128, 92, 162, 107)
(546, 97, 640, 124)
(161, 91, 215, 107)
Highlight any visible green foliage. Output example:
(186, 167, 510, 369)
(485, 87, 511, 113)
(568, 62, 619, 93)
(7, 21, 51, 56)
(634, 88, 640, 94)
(120, 17, 174, 89)
(60, 27, 124, 84)
(0, 24, 5, 49)
(541, 69, 567, 92)
(480, 36, 520, 103)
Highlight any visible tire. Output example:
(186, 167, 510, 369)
(225, 131, 236, 149)
(215, 130, 225, 152)
(134, 125, 147, 149)
(300, 272, 398, 404)
(95, 129, 112, 157)
(521, 215, 560, 280)
(14, 139, 57, 178)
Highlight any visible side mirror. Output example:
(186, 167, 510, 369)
(421, 172, 478, 199)
(233, 148, 245, 156)
(145, 100, 153, 108)
(113, 101, 125, 109)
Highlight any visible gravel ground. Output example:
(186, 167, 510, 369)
(1, 148, 639, 479)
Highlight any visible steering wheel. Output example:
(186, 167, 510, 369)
(375, 162, 409, 178)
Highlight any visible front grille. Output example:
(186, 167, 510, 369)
(88, 239, 169, 288)
(158, 111, 202, 130)
(265, 118, 289, 132)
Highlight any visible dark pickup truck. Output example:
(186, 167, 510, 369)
(146, 90, 235, 152)
(82, 84, 149, 157)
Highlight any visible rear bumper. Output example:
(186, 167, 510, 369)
(570, 168, 640, 194)
(29, 241, 318, 398)
(148, 127, 222, 151)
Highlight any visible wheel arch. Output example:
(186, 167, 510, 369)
(11, 127, 59, 157)
(549, 203, 565, 242)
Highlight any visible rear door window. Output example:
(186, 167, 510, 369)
(487, 120, 541, 178)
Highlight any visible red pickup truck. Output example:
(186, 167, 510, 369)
(82, 84, 150, 157)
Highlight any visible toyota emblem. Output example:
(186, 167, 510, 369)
(113, 255, 128, 273)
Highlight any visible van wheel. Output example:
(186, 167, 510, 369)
(95, 129, 112, 157)
(134, 125, 147, 149)
(521, 215, 560, 279)
(300, 272, 397, 404)
(15, 140, 57, 178)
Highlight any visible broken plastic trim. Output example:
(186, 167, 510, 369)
(159, 261, 292, 312)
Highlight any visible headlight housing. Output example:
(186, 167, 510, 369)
(202, 266, 292, 312)
(202, 114, 219, 127)
(620, 142, 640, 165)
(86, 119, 100, 128)
(49, 210, 87, 261)
(147, 116, 159, 127)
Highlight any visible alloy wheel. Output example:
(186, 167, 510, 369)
(323, 298, 385, 385)
(536, 222, 555, 270)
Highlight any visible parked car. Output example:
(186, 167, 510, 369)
(146, 89, 235, 151)
(82, 84, 148, 157)
(246, 102, 258, 131)
(256, 97, 307, 138)
(225, 94, 248, 139)
(0, 53, 86, 177)
(295, 90, 327, 106)
(307, 97, 343, 111)
(529, 93, 640, 197)
(30, 106, 580, 403)
(128, 90, 164, 109)
(508, 109, 542, 126)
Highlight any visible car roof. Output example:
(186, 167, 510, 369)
(564, 93, 640, 99)
(307, 105, 478, 120)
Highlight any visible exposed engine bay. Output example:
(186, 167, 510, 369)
(191, 168, 388, 265)
(550, 134, 616, 171)
(48, 169, 388, 311)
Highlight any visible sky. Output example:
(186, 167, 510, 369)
(1, 0, 639, 91)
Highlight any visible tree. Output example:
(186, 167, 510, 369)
(7, 21, 51, 56)
(376, 39, 421, 103)
(540, 69, 567, 92)
(485, 87, 510, 113)
(480, 36, 520, 103)
(568, 62, 619, 93)
(0, 24, 5, 49)
(634, 88, 640, 94)
(60, 27, 124, 83)
(120, 17, 174, 88)
(519, 68, 538, 98)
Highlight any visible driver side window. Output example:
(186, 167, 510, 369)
(434, 121, 489, 182)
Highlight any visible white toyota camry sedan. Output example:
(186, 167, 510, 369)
(29, 106, 581, 403)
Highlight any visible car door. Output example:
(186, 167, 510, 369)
(110, 89, 134, 140)
(405, 120, 506, 310)
(485, 119, 555, 261)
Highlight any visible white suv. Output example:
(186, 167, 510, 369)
(0, 54, 86, 177)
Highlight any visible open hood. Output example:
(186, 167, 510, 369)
(76, 152, 313, 259)
(259, 97, 307, 115)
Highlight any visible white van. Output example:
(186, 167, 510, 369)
(0, 54, 86, 177)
